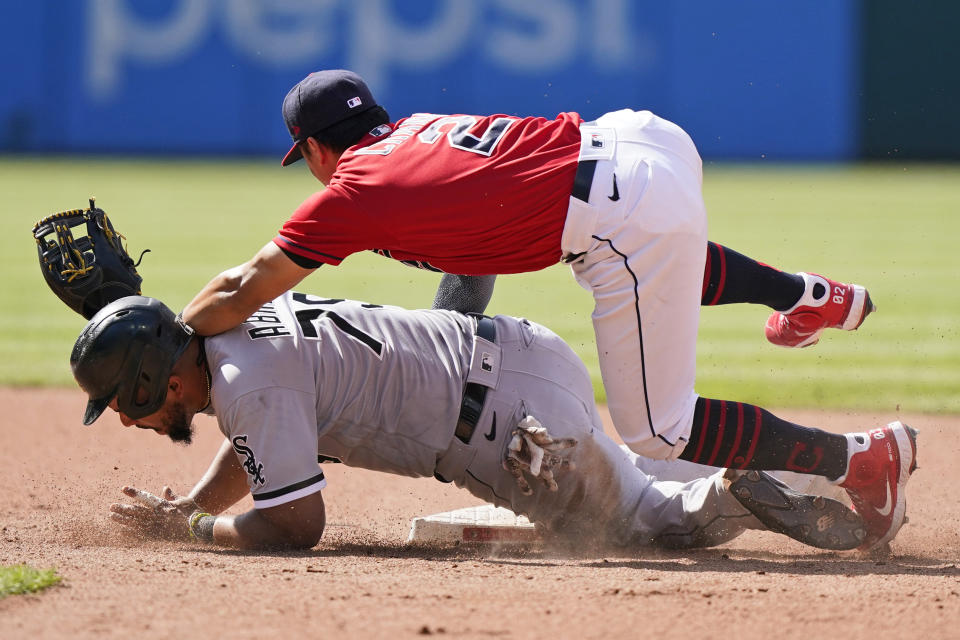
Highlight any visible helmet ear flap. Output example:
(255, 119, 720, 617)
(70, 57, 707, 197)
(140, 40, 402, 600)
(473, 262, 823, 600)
(115, 343, 175, 420)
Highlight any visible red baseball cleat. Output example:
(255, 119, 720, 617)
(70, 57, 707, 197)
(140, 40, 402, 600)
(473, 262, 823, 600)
(837, 421, 918, 551)
(765, 272, 875, 348)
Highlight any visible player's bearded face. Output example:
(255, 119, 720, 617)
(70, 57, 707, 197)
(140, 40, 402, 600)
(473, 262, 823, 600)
(161, 400, 194, 445)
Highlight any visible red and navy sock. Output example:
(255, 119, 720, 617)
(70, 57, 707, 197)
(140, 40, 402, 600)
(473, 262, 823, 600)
(680, 397, 847, 479)
(701, 242, 805, 311)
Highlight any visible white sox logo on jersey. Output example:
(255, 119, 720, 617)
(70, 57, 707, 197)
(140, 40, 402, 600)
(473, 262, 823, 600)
(232, 435, 266, 487)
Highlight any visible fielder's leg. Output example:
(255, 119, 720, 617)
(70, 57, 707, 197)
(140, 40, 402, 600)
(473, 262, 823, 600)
(701, 242, 876, 348)
(629, 448, 851, 505)
(565, 109, 708, 460)
(680, 399, 848, 479)
(562, 111, 867, 476)
(558, 111, 905, 549)
(701, 242, 804, 309)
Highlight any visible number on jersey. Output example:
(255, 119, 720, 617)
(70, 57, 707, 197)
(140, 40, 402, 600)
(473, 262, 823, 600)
(291, 293, 385, 358)
(416, 115, 516, 156)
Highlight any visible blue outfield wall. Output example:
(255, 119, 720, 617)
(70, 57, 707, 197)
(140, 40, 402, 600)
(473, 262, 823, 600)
(0, 1, 858, 160)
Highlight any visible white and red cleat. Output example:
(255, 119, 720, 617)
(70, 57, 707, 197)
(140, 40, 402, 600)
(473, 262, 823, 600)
(836, 421, 918, 551)
(765, 272, 875, 348)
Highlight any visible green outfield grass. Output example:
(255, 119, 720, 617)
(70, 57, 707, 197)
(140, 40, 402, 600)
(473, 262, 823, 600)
(0, 564, 61, 598)
(2, 157, 957, 413)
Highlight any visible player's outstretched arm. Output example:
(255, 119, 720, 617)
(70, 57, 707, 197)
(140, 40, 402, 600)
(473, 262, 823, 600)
(109, 484, 326, 550)
(432, 274, 497, 314)
(187, 439, 252, 514)
(182, 241, 314, 336)
(209, 492, 327, 550)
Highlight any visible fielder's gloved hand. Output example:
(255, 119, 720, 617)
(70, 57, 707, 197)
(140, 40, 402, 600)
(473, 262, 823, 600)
(33, 198, 147, 319)
(504, 416, 577, 495)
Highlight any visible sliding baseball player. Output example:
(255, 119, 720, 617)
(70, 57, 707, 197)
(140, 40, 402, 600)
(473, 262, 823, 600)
(71, 293, 866, 552)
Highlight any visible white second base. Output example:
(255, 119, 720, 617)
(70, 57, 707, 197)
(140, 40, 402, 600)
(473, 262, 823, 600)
(407, 504, 539, 545)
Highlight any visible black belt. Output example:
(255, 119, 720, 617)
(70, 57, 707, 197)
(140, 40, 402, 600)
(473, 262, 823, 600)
(571, 159, 597, 203)
(453, 314, 497, 444)
(571, 120, 600, 203)
(562, 159, 599, 264)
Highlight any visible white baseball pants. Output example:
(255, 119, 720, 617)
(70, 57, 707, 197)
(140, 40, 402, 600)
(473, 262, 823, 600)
(561, 109, 708, 460)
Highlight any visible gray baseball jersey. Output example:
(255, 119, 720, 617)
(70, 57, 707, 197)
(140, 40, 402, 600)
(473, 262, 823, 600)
(205, 291, 474, 508)
(204, 291, 773, 547)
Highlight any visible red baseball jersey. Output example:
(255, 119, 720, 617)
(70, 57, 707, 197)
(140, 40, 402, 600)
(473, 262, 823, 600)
(275, 112, 583, 275)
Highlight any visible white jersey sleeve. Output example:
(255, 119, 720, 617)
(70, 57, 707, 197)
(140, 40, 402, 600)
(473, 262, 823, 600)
(217, 386, 326, 509)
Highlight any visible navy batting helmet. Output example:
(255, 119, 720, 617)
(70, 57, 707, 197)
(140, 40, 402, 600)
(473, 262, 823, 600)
(70, 296, 195, 425)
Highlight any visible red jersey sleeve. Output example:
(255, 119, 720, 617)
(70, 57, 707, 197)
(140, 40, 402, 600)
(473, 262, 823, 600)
(274, 187, 380, 266)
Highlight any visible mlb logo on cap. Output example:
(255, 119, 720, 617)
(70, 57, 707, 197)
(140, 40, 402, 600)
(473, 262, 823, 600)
(347, 96, 363, 108)
(591, 134, 604, 148)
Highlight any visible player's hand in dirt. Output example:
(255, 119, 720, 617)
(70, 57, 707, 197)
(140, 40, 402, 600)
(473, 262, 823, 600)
(109, 486, 200, 541)
(504, 416, 577, 495)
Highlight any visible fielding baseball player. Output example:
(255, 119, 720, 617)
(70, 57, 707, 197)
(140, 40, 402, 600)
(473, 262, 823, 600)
(178, 70, 914, 549)
(73, 294, 871, 552)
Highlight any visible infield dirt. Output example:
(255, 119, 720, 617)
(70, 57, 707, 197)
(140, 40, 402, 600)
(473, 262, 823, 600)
(3, 387, 959, 639)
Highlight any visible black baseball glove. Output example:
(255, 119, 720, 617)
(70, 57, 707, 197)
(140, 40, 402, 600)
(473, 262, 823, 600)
(33, 198, 148, 319)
